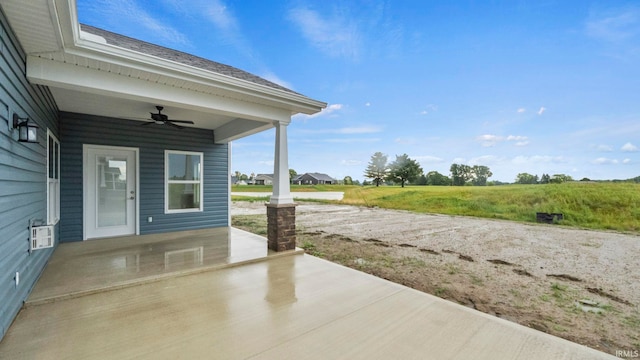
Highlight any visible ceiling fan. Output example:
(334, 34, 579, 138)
(141, 106, 194, 129)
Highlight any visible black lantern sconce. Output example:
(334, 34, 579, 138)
(12, 113, 39, 143)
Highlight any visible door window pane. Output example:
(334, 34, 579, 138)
(97, 156, 128, 226)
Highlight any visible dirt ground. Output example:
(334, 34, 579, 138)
(232, 201, 640, 356)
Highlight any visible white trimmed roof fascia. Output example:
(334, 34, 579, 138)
(49, 0, 326, 116)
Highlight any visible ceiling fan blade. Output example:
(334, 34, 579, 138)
(167, 119, 194, 124)
(166, 121, 185, 129)
(140, 121, 155, 126)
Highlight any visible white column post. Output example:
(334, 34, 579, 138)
(270, 121, 293, 205)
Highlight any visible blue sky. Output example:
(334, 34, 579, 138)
(78, 0, 640, 182)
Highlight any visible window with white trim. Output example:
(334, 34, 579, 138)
(165, 150, 203, 213)
(47, 130, 60, 224)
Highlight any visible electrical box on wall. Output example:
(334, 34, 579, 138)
(30, 225, 54, 250)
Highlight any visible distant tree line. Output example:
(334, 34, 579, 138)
(361, 152, 640, 187)
(515, 173, 573, 184)
(363, 152, 496, 187)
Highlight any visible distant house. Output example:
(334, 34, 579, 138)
(293, 173, 336, 185)
(230, 176, 247, 185)
(254, 174, 274, 185)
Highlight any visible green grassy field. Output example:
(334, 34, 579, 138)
(232, 183, 640, 233)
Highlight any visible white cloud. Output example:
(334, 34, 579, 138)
(477, 134, 528, 147)
(593, 157, 619, 165)
(517, 108, 526, 113)
(341, 159, 362, 166)
(287, 7, 360, 60)
(395, 137, 417, 145)
(596, 144, 614, 152)
(477, 134, 502, 147)
(337, 126, 382, 134)
(258, 160, 274, 166)
(324, 138, 380, 143)
(81, 0, 190, 46)
(586, 7, 640, 43)
(365, 102, 371, 107)
(537, 107, 546, 115)
(261, 72, 294, 90)
(623, 158, 632, 164)
(203, 0, 236, 31)
(468, 155, 502, 165)
(621, 142, 639, 152)
(512, 155, 566, 164)
(300, 125, 382, 134)
(507, 135, 527, 141)
(508, 136, 529, 145)
(420, 104, 438, 115)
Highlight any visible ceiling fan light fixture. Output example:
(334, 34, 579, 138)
(140, 105, 194, 129)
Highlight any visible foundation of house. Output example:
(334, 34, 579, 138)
(266, 203, 297, 251)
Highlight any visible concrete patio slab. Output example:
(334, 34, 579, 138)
(27, 227, 302, 306)
(0, 253, 614, 359)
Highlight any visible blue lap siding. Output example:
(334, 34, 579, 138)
(0, 9, 59, 340)
(59, 112, 229, 242)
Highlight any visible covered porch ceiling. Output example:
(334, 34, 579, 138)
(1, 0, 325, 143)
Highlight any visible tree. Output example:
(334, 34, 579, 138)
(450, 164, 472, 186)
(343, 176, 353, 185)
(471, 165, 493, 186)
(416, 174, 428, 185)
(364, 152, 388, 187)
(550, 174, 573, 184)
(425, 171, 451, 186)
(387, 154, 423, 187)
(540, 173, 551, 184)
(289, 169, 297, 180)
(515, 173, 539, 184)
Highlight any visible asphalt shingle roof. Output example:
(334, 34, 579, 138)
(81, 24, 298, 95)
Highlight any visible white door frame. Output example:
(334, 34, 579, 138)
(83, 144, 140, 240)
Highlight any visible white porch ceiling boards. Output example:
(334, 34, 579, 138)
(0, 0, 325, 143)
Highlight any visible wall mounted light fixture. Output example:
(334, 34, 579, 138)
(12, 113, 39, 143)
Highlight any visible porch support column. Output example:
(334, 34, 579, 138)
(266, 121, 297, 252)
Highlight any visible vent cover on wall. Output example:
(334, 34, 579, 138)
(30, 225, 54, 250)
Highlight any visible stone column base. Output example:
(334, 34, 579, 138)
(266, 203, 297, 251)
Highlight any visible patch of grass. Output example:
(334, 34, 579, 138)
(509, 289, 522, 298)
(232, 196, 270, 202)
(231, 215, 267, 235)
(446, 264, 460, 275)
(552, 324, 568, 332)
(435, 286, 448, 297)
(400, 256, 426, 267)
(297, 238, 327, 257)
(339, 183, 640, 233)
(551, 283, 568, 301)
(624, 314, 640, 329)
(470, 274, 484, 286)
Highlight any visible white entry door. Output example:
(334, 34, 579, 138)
(84, 145, 138, 240)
